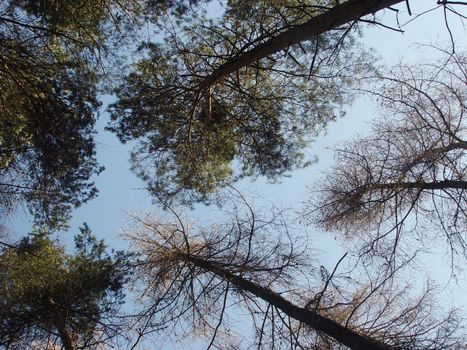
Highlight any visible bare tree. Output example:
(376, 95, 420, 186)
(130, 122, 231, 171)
(124, 201, 464, 349)
(305, 50, 466, 268)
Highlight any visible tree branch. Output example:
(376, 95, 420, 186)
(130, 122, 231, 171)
(366, 180, 467, 191)
(184, 254, 394, 350)
(198, 0, 404, 90)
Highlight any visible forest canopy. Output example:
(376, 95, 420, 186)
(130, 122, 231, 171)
(108, 0, 385, 204)
(0, 0, 466, 349)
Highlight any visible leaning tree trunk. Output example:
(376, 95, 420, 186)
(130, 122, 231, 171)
(198, 0, 405, 90)
(185, 254, 395, 350)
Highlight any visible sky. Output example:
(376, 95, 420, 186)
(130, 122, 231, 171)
(7, 1, 467, 348)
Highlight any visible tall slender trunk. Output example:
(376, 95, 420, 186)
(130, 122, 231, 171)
(185, 254, 396, 350)
(198, 0, 404, 90)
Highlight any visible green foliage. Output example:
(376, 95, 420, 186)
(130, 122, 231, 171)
(0, 0, 109, 227)
(0, 41, 103, 227)
(108, 1, 371, 204)
(0, 225, 130, 349)
(0, 0, 214, 225)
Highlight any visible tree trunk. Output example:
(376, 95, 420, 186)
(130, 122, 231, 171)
(185, 254, 396, 350)
(198, 0, 405, 90)
(48, 297, 76, 350)
(367, 180, 467, 191)
(57, 324, 77, 350)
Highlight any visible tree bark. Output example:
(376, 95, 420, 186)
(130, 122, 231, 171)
(48, 297, 77, 350)
(367, 180, 467, 191)
(198, 0, 405, 90)
(57, 324, 77, 350)
(185, 254, 396, 350)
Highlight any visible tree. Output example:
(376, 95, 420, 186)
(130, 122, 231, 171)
(0, 225, 130, 350)
(0, 0, 109, 228)
(124, 203, 464, 349)
(2, 1, 465, 349)
(108, 0, 465, 205)
(107, 0, 378, 205)
(0, 0, 206, 227)
(305, 51, 466, 268)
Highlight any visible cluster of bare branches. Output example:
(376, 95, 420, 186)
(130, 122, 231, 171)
(124, 198, 464, 350)
(305, 50, 466, 268)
